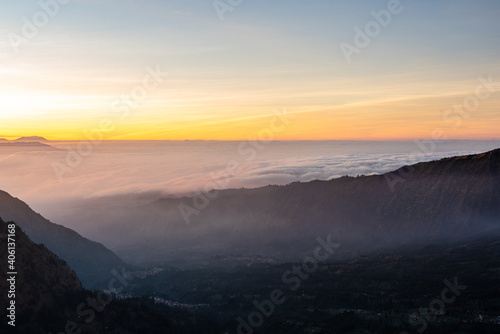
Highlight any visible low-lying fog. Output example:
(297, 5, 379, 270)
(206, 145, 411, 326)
(0, 140, 499, 250)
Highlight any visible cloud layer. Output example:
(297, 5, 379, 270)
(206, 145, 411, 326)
(0, 140, 499, 235)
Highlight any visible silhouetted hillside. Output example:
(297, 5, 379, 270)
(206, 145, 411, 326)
(13, 136, 49, 142)
(0, 219, 83, 332)
(0, 191, 125, 288)
(96, 149, 500, 264)
(0, 219, 221, 333)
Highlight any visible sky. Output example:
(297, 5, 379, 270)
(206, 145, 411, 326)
(0, 0, 499, 140)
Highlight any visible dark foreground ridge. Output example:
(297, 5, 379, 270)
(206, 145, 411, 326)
(0, 191, 125, 288)
(0, 219, 220, 334)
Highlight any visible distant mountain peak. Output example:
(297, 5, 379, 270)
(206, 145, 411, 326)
(14, 136, 48, 142)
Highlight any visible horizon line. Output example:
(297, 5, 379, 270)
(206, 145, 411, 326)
(2, 137, 500, 142)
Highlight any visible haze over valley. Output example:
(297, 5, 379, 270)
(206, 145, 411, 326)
(1, 0, 500, 332)
(1, 139, 499, 267)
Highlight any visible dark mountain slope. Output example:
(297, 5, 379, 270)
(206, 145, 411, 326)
(102, 149, 500, 264)
(0, 219, 222, 333)
(0, 218, 84, 332)
(13, 136, 49, 142)
(0, 190, 125, 288)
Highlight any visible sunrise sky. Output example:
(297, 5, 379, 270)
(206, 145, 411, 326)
(1, 0, 499, 140)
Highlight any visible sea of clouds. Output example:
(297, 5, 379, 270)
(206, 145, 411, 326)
(0, 140, 499, 236)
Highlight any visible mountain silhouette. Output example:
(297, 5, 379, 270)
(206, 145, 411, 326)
(91, 148, 500, 264)
(0, 219, 220, 334)
(0, 218, 83, 332)
(13, 136, 49, 142)
(0, 191, 125, 288)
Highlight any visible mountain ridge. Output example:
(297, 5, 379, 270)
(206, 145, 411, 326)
(0, 190, 125, 288)
(93, 148, 500, 265)
(0, 219, 221, 334)
(0, 136, 49, 142)
(0, 218, 83, 315)
(13, 136, 49, 142)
